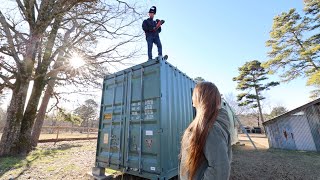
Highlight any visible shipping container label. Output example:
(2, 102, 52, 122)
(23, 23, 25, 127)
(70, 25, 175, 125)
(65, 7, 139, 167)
(145, 104, 153, 110)
(145, 109, 153, 114)
(145, 110, 154, 120)
(131, 102, 141, 106)
(146, 139, 153, 148)
(145, 114, 154, 120)
(146, 130, 153, 136)
(145, 100, 154, 120)
(131, 112, 138, 115)
(145, 99, 154, 110)
(104, 133, 109, 144)
(131, 106, 141, 111)
(104, 113, 112, 120)
(145, 100, 154, 105)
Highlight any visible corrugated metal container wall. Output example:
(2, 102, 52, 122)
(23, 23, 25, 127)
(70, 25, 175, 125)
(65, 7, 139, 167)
(94, 59, 239, 179)
(95, 60, 195, 180)
(159, 59, 196, 179)
(223, 101, 239, 145)
(265, 104, 320, 151)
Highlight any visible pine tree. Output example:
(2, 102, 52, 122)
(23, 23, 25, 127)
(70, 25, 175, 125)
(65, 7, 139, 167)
(194, 77, 205, 83)
(264, 0, 320, 98)
(233, 60, 279, 123)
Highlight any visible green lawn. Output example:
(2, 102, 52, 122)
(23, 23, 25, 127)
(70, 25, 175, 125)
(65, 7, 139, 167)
(0, 140, 118, 179)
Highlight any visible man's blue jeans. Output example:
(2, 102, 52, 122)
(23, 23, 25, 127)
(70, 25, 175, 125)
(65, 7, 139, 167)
(147, 35, 162, 60)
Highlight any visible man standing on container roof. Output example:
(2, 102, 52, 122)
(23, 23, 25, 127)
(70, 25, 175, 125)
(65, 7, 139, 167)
(142, 6, 167, 61)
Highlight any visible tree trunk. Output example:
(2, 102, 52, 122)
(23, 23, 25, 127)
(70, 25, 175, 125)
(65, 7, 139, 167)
(0, 29, 39, 156)
(31, 45, 65, 147)
(0, 80, 29, 156)
(16, 16, 62, 154)
(31, 78, 56, 147)
(254, 87, 264, 123)
(17, 76, 46, 154)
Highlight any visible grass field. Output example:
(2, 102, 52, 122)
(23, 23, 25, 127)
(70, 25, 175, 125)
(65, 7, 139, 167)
(0, 140, 110, 180)
(1, 135, 320, 180)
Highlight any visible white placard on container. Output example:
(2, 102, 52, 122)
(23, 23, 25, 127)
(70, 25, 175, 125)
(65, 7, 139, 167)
(146, 130, 153, 136)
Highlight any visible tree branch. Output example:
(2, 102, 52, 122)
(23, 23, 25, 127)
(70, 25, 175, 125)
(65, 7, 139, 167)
(292, 31, 319, 70)
(23, 0, 36, 27)
(0, 61, 17, 74)
(15, 0, 27, 19)
(39, 16, 63, 73)
(0, 73, 14, 89)
(0, 11, 21, 65)
(116, 0, 142, 16)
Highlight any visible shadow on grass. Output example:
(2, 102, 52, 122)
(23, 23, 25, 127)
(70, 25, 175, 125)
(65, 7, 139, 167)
(0, 143, 83, 178)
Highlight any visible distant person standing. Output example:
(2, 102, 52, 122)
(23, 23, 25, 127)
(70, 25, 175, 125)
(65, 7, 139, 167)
(142, 6, 167, 61)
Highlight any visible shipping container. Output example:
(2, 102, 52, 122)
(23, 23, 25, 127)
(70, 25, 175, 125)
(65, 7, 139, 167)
(223, 101, 239, 145)
(93, 59, 239, 180)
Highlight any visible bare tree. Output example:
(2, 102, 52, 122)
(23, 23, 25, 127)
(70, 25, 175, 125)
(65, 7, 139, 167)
(0, 0, 143, 156)
(224, 93, 248, 115)
(74, 99, 98, 131)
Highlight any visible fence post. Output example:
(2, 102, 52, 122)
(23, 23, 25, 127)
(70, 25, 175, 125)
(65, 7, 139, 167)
(54, 126, 60, 145)
(87, 125, 90, 139)
(71, 122, 74, 134)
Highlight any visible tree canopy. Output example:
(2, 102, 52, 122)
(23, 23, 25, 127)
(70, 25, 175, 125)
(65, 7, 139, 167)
(264, 0, 320, 98)
(233, 60, 279, 123)
(0, 0, 143, 156)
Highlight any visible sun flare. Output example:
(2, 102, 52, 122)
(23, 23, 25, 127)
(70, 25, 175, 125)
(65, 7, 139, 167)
(69, 53, 85, 68)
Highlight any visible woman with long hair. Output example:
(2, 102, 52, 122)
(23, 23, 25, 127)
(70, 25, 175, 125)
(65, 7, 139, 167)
(180, 82, 232, 180)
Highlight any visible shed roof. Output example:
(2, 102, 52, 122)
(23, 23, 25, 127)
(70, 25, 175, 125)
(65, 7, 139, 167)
(263, 98, 320, 125)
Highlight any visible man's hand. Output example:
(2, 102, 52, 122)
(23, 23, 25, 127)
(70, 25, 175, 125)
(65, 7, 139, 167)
(152, 19, 165, 32)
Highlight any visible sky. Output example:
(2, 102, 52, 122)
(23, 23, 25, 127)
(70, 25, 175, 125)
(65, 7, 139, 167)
(135, 0, 314, 112)
(0, 1, 315, 113)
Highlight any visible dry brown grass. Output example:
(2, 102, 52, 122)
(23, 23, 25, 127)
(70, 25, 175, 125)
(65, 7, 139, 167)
(0, 133, 97, 140)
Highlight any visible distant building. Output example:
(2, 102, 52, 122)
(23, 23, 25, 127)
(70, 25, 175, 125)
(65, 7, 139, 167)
(263, 98, 320, 151)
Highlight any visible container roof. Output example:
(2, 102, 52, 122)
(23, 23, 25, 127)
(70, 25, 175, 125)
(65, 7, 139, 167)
(104, 59, 195, 82)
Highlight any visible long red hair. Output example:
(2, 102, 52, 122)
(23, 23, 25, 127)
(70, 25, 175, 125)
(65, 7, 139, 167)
(181, 82, 221, 180)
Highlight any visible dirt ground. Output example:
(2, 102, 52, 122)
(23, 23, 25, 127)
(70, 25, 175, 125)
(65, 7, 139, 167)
(231, 134, 320, 180)
(1, 135, 320, 180)
(238, 133, 269, 148)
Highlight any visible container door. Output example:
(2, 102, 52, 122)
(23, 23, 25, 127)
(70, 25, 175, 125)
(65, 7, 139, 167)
(96, 73, 127, 169)
(123, 65, 161, 175)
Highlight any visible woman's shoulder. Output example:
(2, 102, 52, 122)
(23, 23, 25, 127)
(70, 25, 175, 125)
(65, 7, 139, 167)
(209, 109, 231, 143)
(209, 122, 229, 143)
